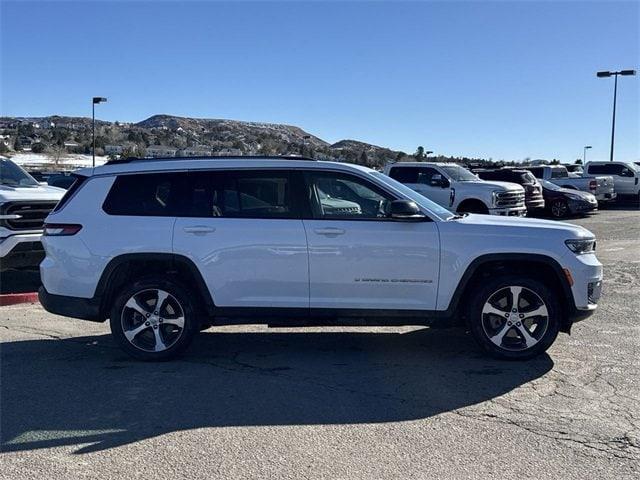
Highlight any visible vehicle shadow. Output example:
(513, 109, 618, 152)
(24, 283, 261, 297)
(1, 328, 553, 454)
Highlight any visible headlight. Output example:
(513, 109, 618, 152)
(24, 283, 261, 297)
(491, 190, 501, 206)
(565, 238, 596, 255)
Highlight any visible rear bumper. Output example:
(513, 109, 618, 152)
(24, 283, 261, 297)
(38, 286, 103, 322)
(596, 192, 617, 202)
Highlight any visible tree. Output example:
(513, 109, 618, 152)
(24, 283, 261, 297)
(0, 142, 9, 154)
(359, 151, 368, 166)
(31, 142, 46, 153)
(575, 159, 583, 165)
(47, 144, 67, 166)
(13, 137, 22, 151)
(395, 151, 406, 162)
(415, 146, 425, 161)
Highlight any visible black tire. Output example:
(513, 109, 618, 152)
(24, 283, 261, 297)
(550, 199, 568, 218)
(467, 275, 560, 360)
(109, 276, 201, 361)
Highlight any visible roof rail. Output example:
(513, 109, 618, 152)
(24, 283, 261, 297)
(104, 155, 317, 166)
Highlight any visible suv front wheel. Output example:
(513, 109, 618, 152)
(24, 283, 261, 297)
(467, 275, 560, 360)
(110, 276, 200, 360)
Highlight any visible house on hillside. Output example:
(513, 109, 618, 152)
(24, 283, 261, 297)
(105, 145, 125, 155)
(178, 146, 212, 157)
(214, 147, 243, 156)
(146, 145, 177, 158)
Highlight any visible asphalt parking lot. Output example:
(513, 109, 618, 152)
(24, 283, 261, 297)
(1, 207, 639, 479)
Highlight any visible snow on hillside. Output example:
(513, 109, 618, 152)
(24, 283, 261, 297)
(9, 153, 108, 168)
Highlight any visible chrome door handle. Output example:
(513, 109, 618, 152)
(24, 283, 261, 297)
(314, 227, 345, 236)
(183, 226, 215, 235)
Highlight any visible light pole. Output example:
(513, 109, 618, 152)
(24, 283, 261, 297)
(596, 70, 636, 161)
(583, 145, 592, 164)
(92, 97, 107, 167)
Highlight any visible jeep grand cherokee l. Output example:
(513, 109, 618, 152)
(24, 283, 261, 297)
(39, 156, 603, 361)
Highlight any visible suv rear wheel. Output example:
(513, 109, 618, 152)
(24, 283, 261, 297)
(467, 275, 560, 360)
(110, 276, 200, 361)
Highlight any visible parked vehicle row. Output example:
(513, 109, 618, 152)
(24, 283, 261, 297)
(38, 156, 602, 362)
(383, 162, 527, 216)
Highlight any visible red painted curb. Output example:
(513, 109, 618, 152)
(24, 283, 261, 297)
(0, 292, 40, 306)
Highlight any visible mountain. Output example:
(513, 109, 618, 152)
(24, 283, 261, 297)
(0, 114, 494, 167)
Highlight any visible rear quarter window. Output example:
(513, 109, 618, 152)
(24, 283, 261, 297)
(102, 172, 189, 216)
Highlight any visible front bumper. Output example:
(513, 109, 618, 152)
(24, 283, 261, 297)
(562, 252, 603, 323)
(568, 199, 598, 215)
(488, 206, 527, 217)
(0, 232, 45, 271)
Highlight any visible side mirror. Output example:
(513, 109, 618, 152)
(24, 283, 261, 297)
(389, 200, 427, 221)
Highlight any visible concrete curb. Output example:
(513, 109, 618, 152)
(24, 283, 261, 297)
(0, 292, 40, 306)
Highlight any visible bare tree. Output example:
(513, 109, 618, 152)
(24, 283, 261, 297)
(47, 144, 67, 167)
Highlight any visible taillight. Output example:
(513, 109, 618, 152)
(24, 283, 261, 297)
(43, 223, 83, 236)
(589, 180, 597, 191)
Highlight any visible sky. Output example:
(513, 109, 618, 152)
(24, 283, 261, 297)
(1, 0, 638, 162)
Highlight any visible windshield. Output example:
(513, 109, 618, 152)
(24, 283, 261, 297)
(0, 158, 40, 187)
(550, 167, 568, 179)
(439, 165, 478, 181)
(540, 179, 563, 191)
(370, 171, 454, 220)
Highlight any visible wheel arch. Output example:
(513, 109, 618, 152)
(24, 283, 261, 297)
(95, 253, 215, 320)
(456, 198, 489, 213)
(445, 253, 574, 332)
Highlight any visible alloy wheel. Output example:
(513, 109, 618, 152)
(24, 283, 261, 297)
(551, 201, 567, 218)
(120, 289, 185, 352)
(481, 286, 549, 352)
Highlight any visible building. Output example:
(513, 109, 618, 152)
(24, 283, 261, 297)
(105, 145, 125, 155)
(213, 148, 243, 156)
(178, 146, 213, 157)
(145, 145, 177, 158)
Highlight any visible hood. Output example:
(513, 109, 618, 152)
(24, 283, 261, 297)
(0, 184, 65, 203)
(453, 213, 594, 239)
(546, 184, 595, 200)
(461, 179, 524, 192)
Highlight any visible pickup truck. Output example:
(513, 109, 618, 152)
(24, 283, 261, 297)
(0, 157, 65, 271)
(525, 165, 616, 203)
(584, 161, 640, 202)
(383, 162, 526, 216)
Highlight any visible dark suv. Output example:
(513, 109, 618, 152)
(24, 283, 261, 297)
(474, 168, 545, 212)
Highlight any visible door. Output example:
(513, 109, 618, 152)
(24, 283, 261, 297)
(588, 164, 636, 195)
(172, 169, 309, 308)
(388, 166, 452, 208)
(303, 170, 440, 310)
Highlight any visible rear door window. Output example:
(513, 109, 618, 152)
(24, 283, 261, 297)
(186, 170, 301, 219)
(388, 167, 420, 183)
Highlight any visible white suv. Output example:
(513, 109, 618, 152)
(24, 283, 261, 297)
(39, 156, 602, 361)
(383, 162, 526, 216)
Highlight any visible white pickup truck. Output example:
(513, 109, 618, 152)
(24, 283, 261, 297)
(584, 161, 640, 202)
(0, 157, 64, 271)
(383, 162, 526, 216)
(526, 165, 616, 203)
